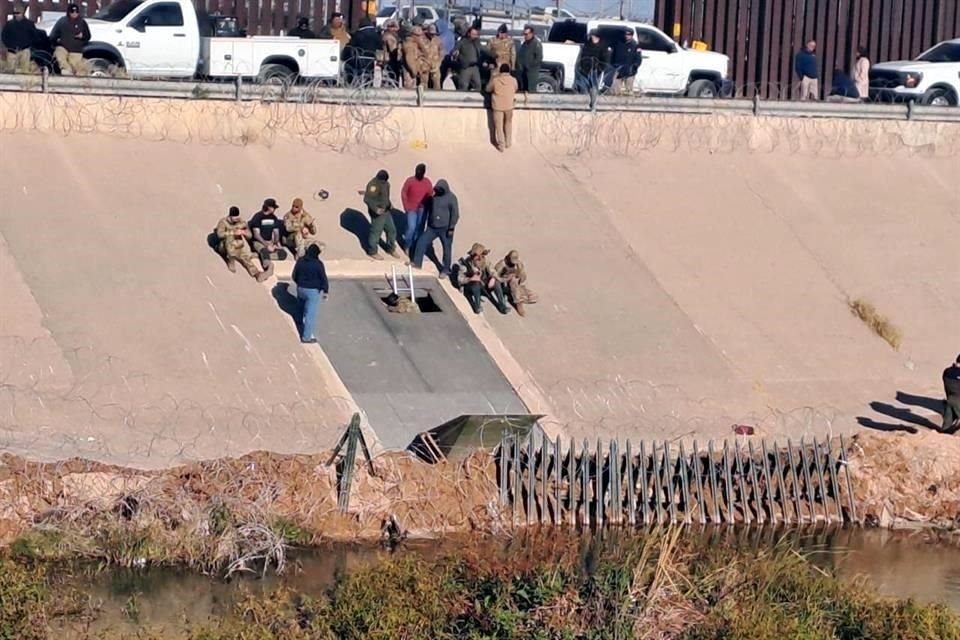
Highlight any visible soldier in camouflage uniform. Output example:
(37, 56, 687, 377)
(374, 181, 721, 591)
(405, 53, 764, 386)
(494, 249, 537, 316)
(402, 25, 428, 88)
(488, 24, 516, 76)
(381, 20, 403, 85)
(282, 197, 318, 258)
(457, 242, 509, 314)
(216, 206, 272, 282)
(423, 23, 444, 89)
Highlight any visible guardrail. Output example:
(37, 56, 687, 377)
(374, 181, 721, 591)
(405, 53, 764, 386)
(2, 72, 959, 124)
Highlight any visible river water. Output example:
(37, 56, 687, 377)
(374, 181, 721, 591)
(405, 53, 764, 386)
(51, 527, 960, 637)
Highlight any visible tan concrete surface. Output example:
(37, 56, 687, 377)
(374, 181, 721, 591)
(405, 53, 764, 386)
(0, 94, 957, 466)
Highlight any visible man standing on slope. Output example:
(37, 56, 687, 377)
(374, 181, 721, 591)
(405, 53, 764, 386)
(411, 179, 458, 278)
(401, 164, 433, 252)
(943, 354, 960, 433)
(364, 169, 402, 260)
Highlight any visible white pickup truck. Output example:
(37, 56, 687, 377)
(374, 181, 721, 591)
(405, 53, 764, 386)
(375, 5, 440, 27)
(869, 38, 960, 106)
(541, 19, 731, 97)
(39, 0, 340, 83)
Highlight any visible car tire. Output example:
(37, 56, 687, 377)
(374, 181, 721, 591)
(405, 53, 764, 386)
(686, 78, 718, 98)
(536, 73, 559, 94)
(920, 87, 957, 107)
(257, 63, 296, 86)
(86, 57, 115, 78)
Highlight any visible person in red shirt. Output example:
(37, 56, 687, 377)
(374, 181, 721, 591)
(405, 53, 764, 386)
(400, 163, 433, 253)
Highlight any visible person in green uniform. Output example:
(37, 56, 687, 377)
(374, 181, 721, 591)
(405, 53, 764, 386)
(363, 169, 402, 260)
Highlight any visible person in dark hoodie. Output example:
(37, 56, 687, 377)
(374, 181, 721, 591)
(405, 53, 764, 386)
(363, 169, 402, 260)
(2, 3, 40, 73)
(576, 31, 610, 94)
(291, 243, 329, 344)
(50, 3, 90, 75)
(344, 16, 381, 82)
(411, 179, 459, 277)
(288, 16, 316, 39)
(943, 354, 960, 433)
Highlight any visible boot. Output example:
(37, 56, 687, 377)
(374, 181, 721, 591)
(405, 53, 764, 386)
(514, 302, 526, 317)
(226, 258, 237, 273)
(276, 248, 288, 261)
(259, 248, 271, 263)
(256, 262, 274, 283)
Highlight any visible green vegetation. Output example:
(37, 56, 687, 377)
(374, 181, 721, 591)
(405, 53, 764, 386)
(1, 530, 958, 639)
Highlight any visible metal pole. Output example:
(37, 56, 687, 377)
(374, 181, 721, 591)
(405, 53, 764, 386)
(786, 439, 804, 523)
(772, 440, 790, 525)
(734, 440, 750, 525)
(594, 439, 603, 527)
(610, 439, 621, 525)
(568, 436, 576, 528)
(746, 441, 763, 524)
(554, 436, 562, 525)
(639, 440, 650, 526)
(760, 440, 777, 525)
(581, 439, 590, 527)
(799, 438, 816, 523)
(526, 430, 536, 525)
(722, 440, 734, 524)
(839, 434, 858, 524)
(692, 440, 707, 525)
(812, 438, 830, 525)
(825, 438, 843, 524)
(707, 440, 720, 523)
(652, 442, 664, 524)
(678, 442, 691, 525)
(625, 439, 636, 527)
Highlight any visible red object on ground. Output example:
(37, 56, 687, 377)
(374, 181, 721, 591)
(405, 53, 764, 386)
(733, 424, 755, 435)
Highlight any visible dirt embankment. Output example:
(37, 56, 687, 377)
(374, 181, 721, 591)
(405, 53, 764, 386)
(0, 450, 503, 569)
(1, 430, 959, 570)
(847, 431, 960, 528)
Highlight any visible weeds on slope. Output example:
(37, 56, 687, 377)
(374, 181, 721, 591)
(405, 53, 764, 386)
(848, 297, 902, 350)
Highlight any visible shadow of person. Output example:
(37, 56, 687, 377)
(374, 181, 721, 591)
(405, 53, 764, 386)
(868, 401, 941, 431)
(895, 391, 946, 416)
(485, 108, 497, 148)
(856, 417, 918, 434)
(271, 282, 301, 335)
(340, 208, 370, 252)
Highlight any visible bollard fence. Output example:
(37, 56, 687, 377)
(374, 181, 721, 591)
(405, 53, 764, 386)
(496, 430, 858, 528)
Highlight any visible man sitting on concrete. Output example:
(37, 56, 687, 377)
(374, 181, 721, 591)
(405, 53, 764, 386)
(216, 206, 272, 282)
(249, 198, 287, 268)
(283, 197, 318, 258)
(494, 250, 537, 316)
(457, 243, 509, 315)
(943, 354, 960, 433)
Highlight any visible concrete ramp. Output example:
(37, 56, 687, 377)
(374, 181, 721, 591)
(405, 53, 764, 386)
(304, 278, 527, 450)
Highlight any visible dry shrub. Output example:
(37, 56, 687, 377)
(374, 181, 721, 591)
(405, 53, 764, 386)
(848, 297, 902, 350)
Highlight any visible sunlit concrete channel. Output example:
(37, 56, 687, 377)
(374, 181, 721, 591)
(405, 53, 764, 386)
(0, 92, 957, 472)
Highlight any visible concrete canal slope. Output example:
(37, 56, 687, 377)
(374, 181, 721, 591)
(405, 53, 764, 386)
(0, 93, 957, 465)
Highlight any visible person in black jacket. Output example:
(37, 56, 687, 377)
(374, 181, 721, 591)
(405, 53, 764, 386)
(611, 30, 642, 95)
(516, 25, 542, 93)
(1, 3, 40, 73)
(411, 179, 459, 277)
(288, 16, 315, 39)
(291, 243, 329, 344)
(943, 354, 960, 433)
(576, 31, 610, 94)
(343, 17, 382, 83)
(453, 27, 484, 91)
(50, 3, 91, 75)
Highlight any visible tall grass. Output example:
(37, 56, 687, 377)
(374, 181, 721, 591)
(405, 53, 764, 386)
(3, 530, 957, 639)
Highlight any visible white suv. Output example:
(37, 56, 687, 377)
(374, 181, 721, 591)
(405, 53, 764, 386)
(869, 38, 960, 106)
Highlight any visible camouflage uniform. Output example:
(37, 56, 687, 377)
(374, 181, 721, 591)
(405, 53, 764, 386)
(458, 242, 509, 314)
(488, 35, 517, 75)
(382, 25, 403, 85)
(494, 250, 537, 314)
(216, 215, 267, 280)
(422, 31, 443, 89)
(402, 27, 428, 88)
(282, 200, 318, 258)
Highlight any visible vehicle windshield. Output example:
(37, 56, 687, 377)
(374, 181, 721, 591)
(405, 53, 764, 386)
(917, 42, 960, 63)
(376, 7, 395, 17)
(94, 0, 143, 21)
